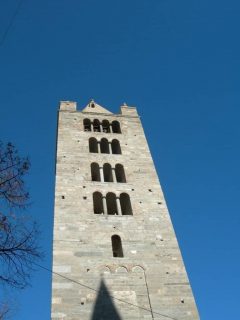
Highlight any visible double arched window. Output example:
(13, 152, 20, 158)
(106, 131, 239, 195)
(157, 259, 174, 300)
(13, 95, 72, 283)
(89, 138, 121, 154)
(92, 192, 133, 215)
(84, 119, 121, 133)
(91, 163, 126, 183)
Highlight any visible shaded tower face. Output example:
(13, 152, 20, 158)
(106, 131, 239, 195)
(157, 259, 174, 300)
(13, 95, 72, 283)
(51, 100, 199, 320)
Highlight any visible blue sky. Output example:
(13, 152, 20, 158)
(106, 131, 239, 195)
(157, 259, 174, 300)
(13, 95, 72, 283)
(0, 0, 240, 319)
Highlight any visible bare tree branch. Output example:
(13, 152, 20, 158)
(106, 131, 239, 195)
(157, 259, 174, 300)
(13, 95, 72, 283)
(0, 141, 43, 318)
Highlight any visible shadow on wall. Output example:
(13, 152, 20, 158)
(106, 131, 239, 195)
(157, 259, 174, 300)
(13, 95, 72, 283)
(91, 279, 122, 320)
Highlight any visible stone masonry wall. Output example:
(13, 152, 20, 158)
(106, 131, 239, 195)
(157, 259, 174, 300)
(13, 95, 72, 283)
(51, 102, 199, 320)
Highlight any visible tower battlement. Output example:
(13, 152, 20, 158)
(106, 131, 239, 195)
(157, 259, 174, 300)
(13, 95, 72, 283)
(59, 100, 139, 117)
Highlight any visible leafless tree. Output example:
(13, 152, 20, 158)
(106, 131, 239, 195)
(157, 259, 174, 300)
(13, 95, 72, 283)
(0, 142, 42, 318)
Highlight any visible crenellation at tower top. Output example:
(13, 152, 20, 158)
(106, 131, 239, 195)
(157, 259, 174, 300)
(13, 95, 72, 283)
(59, 100, 77, 111)
(59, 99, 139, 117)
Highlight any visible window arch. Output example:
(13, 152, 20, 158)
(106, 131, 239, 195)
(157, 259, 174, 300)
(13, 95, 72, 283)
(115, 164, 126, 183)
(116, 266, 128, 273)
(103, 163, 113, 182)
(102, 120, 110, 133)
(112, 139, 121, 154)
(112, 121, 121, 133)
(111, 235, 123, 257)
(93, 119, 101, 132)
(100, 138, 110, 154)
(106, 192, 118, 215)
(120, 193, 133, 215)
(132, 266, 144, 273)
(83, 119, 91, 131)
(91, 163, 100, 181)
(89, 138, 98, 153)
(93, 192, 103, 214)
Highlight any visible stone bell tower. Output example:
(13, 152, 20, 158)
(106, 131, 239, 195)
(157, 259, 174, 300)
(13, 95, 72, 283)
(51, 100, 199, 320)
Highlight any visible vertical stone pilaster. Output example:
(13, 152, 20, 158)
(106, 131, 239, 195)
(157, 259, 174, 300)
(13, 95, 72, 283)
(102, 196, 107, 215)
(116, 197, 122, 215)
(97, 142, 101, 154)
(100, 167, 104, 182)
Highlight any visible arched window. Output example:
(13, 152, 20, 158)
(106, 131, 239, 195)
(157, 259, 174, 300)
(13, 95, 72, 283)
(93, 119, 101, 132)
(106, 192, 118, 215)
(115, 164, 126, 183)
(120, 193, 133, 215)
(91, 163, 100, 181)
(83, 119, 91, 131)
(102, 120, 110, 133)
(112, 121, 121, 134)
(100, 138, 110, 154)
(103, 163, 113, 182)
(111, 235, 123, 257)
(89, 138, 98, 153)
(93, 192, 103, 214)
(111, 139, 121, 154)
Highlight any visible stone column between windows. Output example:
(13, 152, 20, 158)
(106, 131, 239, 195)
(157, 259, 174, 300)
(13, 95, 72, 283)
(109, 142, 112, 154)
(90, 123, 94, 132)
(112, 168, 117, 182)
(100, 167, 104, 182)
(116, 197, 122, 215)
(102, 196, 107, 215)
(99, 124, 102, 132)
(97, 142, 101, 153)
(109, 125, 113, 133)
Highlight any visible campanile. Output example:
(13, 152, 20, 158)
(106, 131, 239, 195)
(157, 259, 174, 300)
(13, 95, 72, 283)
(51, 100, 199, 320)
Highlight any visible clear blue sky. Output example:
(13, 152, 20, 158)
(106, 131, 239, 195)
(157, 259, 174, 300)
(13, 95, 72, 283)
(0, 1, 239, 319)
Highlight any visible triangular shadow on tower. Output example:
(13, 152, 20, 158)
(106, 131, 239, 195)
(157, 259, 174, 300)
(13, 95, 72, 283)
(91, 279, 122, 320)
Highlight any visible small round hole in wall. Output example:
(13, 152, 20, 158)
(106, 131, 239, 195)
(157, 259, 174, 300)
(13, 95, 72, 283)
(148, 189, 152, 192)
(87, 268, 90, 272)
(181, 299, 184, 304)
(158, 202, 162, 205)
(81, 302, 84, 305)
(83, 186, 86, 188)
(132, 189, 134, 191)
(61, 196, 65, 199)
(83, 197, 87, 200)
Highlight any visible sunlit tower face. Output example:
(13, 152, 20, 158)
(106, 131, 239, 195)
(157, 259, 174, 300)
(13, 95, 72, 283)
(51, 100, 199, 320)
